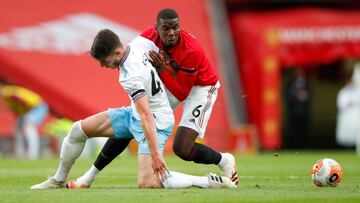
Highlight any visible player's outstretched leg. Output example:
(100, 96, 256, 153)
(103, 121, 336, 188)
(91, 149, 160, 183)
(172, 126, 238, 184)
(160, 171, 236, 189)
(66, 138, 132, 189)
(138, 154, 236, 189)
(31, 121, 87, 189)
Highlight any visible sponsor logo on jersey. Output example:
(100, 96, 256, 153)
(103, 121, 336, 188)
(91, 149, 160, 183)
(189, 118, 195, 123)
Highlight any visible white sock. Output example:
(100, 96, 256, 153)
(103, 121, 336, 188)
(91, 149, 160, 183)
(76, 165, 99, 185)
(218, 153, 226, 167)
(54, 121, 87, 182)
(162, 171, 209, 189)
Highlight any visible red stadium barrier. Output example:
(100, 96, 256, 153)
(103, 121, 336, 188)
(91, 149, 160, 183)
(230, 8, 360, 149)
(0, 0, 230, 151)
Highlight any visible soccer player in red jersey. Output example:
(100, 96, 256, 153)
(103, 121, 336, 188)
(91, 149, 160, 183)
(145, 9, 238, 181)
(66, 8, 238, 188)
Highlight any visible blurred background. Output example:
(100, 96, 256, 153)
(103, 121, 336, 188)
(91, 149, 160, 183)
(1, 0, 360, 159)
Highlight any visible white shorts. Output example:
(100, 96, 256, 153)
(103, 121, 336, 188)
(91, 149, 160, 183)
(178, 81, 220, 139)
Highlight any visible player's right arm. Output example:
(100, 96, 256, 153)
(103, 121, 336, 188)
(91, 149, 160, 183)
(134, 94, 168, 178)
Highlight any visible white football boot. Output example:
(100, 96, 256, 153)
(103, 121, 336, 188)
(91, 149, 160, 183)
(30, 177, 65, 190)
(207, 173, 237, 189)
(65, 179, 92, 189)
(218, 153, 239, 185)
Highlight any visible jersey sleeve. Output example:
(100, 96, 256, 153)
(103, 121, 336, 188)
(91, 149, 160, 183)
(140, 27, 154, 40)
(120, 63, 147, 103)
(158, 51, 201, 101)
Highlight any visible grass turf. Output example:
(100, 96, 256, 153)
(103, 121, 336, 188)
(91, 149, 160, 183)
(0, 150, 359, 203)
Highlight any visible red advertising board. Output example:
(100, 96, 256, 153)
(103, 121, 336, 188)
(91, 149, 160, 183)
(0, 0, 230, 150)
(231, 8, 360, 149)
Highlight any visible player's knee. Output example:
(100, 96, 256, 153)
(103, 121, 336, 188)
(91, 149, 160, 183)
(137, 177, 162, 189)
(68, 121, 87, 141)
(173, 127, 198, 161)
(173, 143, 191, 161)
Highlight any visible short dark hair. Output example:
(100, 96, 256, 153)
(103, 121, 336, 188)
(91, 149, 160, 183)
(90, 29, 122, 60)
(157, 8, 178, 23)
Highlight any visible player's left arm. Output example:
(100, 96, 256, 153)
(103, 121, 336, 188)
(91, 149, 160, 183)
(134, 95, 168, 178)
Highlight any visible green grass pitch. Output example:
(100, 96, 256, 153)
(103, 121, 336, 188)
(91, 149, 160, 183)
(1, 150, 360, 203)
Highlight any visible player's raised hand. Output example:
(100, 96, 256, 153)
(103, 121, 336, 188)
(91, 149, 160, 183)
(149, 50, 177, 76)
(159, 50, 171, 65)
(148, 50, 164, 73)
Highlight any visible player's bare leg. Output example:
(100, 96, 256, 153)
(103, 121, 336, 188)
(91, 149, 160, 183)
(137, 154, 163, 188)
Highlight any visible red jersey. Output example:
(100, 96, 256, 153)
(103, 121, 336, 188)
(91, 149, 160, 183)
(141, 27, 218, 101)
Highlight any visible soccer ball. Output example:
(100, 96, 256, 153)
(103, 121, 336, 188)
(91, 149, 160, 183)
(311, 158, 343, 187)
